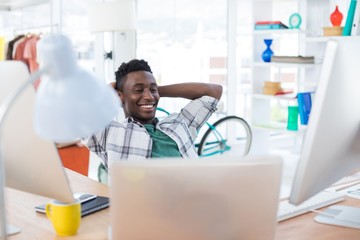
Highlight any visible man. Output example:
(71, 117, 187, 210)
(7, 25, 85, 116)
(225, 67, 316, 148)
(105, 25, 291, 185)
(84, 59, 222, 182)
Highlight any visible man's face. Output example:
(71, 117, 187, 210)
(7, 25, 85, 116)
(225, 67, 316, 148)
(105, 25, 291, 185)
(119, 71, 159, 124)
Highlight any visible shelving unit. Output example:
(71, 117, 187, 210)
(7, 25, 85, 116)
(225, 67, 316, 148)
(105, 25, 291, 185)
(249, 0, 355, 155)
(249, 0, 344, 155)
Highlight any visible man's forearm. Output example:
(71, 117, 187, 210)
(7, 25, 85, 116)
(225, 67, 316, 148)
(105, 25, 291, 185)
(158, 83, 223, 100)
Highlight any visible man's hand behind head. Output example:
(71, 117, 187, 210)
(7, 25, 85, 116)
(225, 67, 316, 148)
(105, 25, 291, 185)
(109, 82, 116, 90)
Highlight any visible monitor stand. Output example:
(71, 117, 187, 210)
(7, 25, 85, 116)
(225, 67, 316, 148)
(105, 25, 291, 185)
(314, 205, 360, 229)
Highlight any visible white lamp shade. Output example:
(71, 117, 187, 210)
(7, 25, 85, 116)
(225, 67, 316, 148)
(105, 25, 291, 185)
(34, 34, 120, 142)
(88, 0, 136, 32)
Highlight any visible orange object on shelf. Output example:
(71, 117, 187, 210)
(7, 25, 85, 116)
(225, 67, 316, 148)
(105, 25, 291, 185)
(330, 5, 343, 27)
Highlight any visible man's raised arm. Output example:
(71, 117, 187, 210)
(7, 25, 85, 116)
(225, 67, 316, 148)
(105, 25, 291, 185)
(158, 82, 222, 100)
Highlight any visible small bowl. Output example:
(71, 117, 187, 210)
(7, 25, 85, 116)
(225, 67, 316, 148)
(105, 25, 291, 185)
(323, 26, 343, 36)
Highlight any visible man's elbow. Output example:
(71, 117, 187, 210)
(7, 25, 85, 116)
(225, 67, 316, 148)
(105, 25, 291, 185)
(212, 84, 223, 100)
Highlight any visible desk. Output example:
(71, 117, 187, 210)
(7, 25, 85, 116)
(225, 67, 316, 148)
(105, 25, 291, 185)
(276, 197, 360, 239)
(6, 169, 360, 240)
(6, 170, 109, 240)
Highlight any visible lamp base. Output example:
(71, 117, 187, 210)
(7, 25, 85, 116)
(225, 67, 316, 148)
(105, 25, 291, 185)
(6, 224, 20, 235)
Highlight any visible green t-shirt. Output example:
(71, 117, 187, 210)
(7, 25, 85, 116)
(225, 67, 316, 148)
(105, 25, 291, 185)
(144, 124, 181, 158)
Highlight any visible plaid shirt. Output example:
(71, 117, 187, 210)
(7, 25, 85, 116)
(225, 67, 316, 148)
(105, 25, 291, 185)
(84, 96, 218, 169)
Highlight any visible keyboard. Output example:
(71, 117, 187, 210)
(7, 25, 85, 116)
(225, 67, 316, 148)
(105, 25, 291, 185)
(277, 191, 346, 222)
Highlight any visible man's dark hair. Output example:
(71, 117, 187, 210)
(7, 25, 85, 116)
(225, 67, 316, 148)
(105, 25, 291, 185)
(115, 59, 152, 91)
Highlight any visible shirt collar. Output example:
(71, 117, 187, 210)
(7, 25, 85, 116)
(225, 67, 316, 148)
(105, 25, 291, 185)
(126, 117, 159, 127)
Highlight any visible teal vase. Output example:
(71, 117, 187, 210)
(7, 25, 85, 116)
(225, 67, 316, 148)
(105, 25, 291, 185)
(262, 39, 274, 62)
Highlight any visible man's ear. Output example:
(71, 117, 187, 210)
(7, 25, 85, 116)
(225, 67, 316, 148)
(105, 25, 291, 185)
(109, 82, 121, 97)
(118, 91, 125, 104)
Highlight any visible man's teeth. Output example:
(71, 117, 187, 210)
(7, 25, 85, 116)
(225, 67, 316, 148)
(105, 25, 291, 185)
(141, 105, 154, 109)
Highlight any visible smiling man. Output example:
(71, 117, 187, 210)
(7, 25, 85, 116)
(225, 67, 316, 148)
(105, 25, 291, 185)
(84, 59, 222, 179)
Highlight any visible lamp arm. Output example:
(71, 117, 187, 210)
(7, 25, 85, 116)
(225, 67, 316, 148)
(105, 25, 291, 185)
(0, 65, 49, 238)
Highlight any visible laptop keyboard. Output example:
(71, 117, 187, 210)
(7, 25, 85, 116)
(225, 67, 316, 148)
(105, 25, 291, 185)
(277, 191, 346, 222)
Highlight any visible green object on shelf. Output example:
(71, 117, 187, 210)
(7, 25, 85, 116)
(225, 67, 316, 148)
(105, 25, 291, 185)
(343, 0, 357, 36)
(287, 106, 298, 131)
(289, 13, 302, 29)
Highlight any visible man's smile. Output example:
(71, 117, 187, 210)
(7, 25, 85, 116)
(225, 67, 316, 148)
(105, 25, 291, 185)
(138, 103, 157, 109)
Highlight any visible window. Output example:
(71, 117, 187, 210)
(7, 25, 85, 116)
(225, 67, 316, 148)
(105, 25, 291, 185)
(137, 0, 227, 113)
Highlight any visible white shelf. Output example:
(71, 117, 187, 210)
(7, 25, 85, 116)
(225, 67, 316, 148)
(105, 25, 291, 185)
(253, 29, 307, 35)
(305, 36, 355, 43)
(252, 62, 317, 68)
(252, 123, 307, 135)
(305, 37, 330, 43)
(252, 93, 297, 101)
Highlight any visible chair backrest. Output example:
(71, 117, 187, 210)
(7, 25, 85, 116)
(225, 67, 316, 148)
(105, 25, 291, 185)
(57, 145, 90, 176)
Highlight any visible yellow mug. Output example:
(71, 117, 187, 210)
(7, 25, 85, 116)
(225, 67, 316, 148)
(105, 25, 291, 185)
(45, 199, 81, 236)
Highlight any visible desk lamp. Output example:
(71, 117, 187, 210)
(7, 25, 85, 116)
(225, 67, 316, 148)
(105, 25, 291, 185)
(0, 34, 119, 239)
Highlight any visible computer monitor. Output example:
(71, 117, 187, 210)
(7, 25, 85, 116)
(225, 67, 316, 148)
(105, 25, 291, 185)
(0, 61, 75, 238)
(289, 36, 360, 205)
(109, 156, 283, 240)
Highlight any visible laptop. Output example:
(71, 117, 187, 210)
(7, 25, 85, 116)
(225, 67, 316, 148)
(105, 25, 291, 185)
(109, 156, 282, 240)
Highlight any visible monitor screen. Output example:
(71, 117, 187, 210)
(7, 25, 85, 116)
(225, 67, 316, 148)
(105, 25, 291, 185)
(289, 36, 360, 205)
(0, 61, 75, 238)
(0, 61, 74, 203)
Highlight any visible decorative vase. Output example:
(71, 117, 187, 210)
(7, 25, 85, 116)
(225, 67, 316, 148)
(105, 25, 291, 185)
(261, 39, 274, 62)
(330, 5, 343, 26)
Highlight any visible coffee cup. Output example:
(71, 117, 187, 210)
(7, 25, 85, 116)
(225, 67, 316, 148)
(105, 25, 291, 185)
(45, 199, 81, 236)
